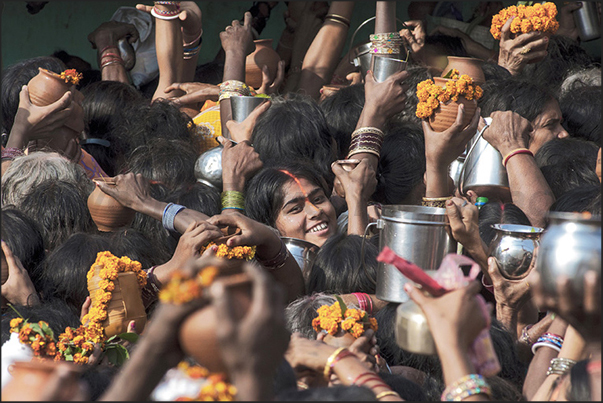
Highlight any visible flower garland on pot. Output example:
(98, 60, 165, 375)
(58, 69, 83, 85)
(203, 243, 257, 260)
(415, 69, 483, 120)
(159, 266, 220, 305)
(490, 2, 559, 40)
(312, 296, 378, 339)
(175, 361, 237, 401)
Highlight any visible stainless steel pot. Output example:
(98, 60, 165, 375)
(370, 55, 407, 82)
(369, 205, 457, 303)
(573, 1, 600, 41)
(194, 145, 224, 190)
(395, 297, 437, 355)
(536, 212, 601, 298)
(488, 224, 544, 280)
(281, 237, 319, 280)
(230, 96, 268, 123)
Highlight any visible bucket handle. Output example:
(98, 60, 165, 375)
(348, 16, 410, 65)
(360, 220, 382, 286)
(458, 117, 491, 196)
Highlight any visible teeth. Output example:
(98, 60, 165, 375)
(309, 223, 327, 233)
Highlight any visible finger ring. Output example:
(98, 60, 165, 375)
(520, 46, 531, 55)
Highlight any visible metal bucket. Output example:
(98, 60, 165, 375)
(230, 96, 268, 123)
(573, 1, 600, 41)
(281, 237, 319, 281)
(459, 117, 510, 201)
(372, 205, 457, 303)
(370, 55, 407, 82)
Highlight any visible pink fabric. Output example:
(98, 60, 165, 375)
(78, 149, 108, 180)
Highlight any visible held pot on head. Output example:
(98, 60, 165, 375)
(536, 212, 601, 299)
(87, 178, 136, 232)
(370, 205, 457, 303)
(194, 145, 224, 190)
(441, 56, 485, 85)
(488, 224, 544, 279)
(428, 77, 478, 132)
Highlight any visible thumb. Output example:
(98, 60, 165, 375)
(331, 160, 345, 176)
(487, 256, 503, 281)
(179, 9, 188, 21)
(404, 282, 430, 308)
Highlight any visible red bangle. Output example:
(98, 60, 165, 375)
(99, 45, 118, 54)
(357, 375, 387, 387)
(101, 52, 122, 59)
(366, 294, 374, 315)
(502, 148, 533, 167)
(351, 371, 377, 385)
(352, 292, 368, 311)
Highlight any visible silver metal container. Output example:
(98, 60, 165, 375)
(281, 237, 319, 280)
(230, 96, 268, 123)
(370, 55, 407, 82)
(449, 155, 465, 190)
(573, 1, 600, 41)
(194, 145, 224, 190)
(488, 224, 544, 280)
(374, 205, 457, 303)
(536, 212, 601, 298)
(117, 37, 136, 71)
(395, 298, 437, 355)
(459, 118, 510, 201)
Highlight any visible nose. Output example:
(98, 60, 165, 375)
(304, 200, 321, 219)
(557, 127, 569, 139)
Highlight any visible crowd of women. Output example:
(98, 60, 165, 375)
(1, 1, 600, 401)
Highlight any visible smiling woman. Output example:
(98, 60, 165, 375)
(245, 161, 337, 247)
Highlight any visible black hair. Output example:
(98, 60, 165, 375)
(478, 78, 555, 123)
(275, 385, 377, 401)
(534, 137, 599, 171)
(539, 160, 600, 198)
(18, 180, 95, 252)
(489, 317, 527, 393)
(125, 137, 198, 194)
(306, 233, 378, 295)
(559, 86, 601, 146)
(566, 359, 592, 401)
(319, 84, 365, 159)
(1, 207, 46, 290)
(111, 99, 195, 174)
(373, 121, 426, 205)
(39, 232, 114, 317)
(174, 182, 222, 217)
(424, 34, 468, 58)
(550, 185, 601, 216)
(478, 202, 532, 246)
(245, 161, 332, 229)
(273, 358, 298, 398)
(378, 371, 428, 401)
(518, 35, 595, 96)
(106, 228, 166, 270)
(251, 93, 336, 188)
(194, 60, 225, 86)
(397, 65, 432, 126)
(81, 80, 147, 176)
(1, 56, 65, 138)
(480, 60, 512, 82)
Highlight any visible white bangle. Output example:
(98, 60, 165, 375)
(531, 341, 562, 355)
(150, 8, 181, 20)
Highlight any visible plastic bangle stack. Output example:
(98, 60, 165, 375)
(421, 196, 452, 208)
(218, 80, 254, 102)
(442, 374, 492, 401)
(370, 32, 403, 55)
(323, 347, 355, 381)
(221, 190, 245, 212)
(183, 29, 203, 59)
(547, 357, 577, 376)
(325, 13, 350, 28)
(162, 202, 186, 232)
(1, 147, 24, 161)
(100, 50, 124, 70)
(354, 372, 391, 391)
(347, 127, 385, 159)
(352, 292, 373, 315)
(502, 147, 533, 167)
(532, 332, 564, 355)
(255, 238, 289, 271)
(151, 1, 181, 20)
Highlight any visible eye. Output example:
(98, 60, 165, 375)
(288, 205, 302, 214)
(313, 195, 326, 204)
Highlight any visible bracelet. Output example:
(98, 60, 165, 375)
(325, 15, 350, 28)
(256, 238, 289, 271)
(375, 390, 400, 400)
(145, 266, 162, 293)
(542, 332, 564, 343)
(351, 371, 377, 385)
(151, 7, 181, 20)
(421, 196, 452, 208)
(101, 52, 122, 59)
(370, 32, 402, 41)
(1, 147, 25, 161)
(520, 324, 534, 346)
(221, 190, 246, 211)
(100, 60, 124, 70)
(351, 127, 385, 138)
(347, 146, 381, 159)
(325, 13, 351, 26)
(352, 292, 368, 312)
(183, 29, 203, 48)
(162, 202, 186, 232)
(547, 357, 577, 376)
(532, 341, 562, 355)
(502, 147, 533, 167)
(324, 347, 347, 381)
(442, 374, 492, 401)
(98, 45, 118, 54)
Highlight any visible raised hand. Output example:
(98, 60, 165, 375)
(166, 82, 220, 106)
(220, 11, 255, 57)
(257, 60, 286, 95)
(497, 16, 549, 76)
(93, 172, 152, 212)
(364, 69, 409, 126)
(1, 241, 40, 307)
(219, 137, 263, 192)
(224, 100, 271, 143)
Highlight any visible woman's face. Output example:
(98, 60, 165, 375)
(275, 177, 337, 247)
(529, 99, 569, 154)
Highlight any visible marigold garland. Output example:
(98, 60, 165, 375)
(204, 242, 257, 260)
(59, 69, 83, 85)
(415, 70, 483, 119)
(312, 299, 378, 339)
(490, 2, 559, 40)
(175, 364, 237, 402)
(159, 266, 219, 305)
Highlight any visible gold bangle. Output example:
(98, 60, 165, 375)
(421, 196, 452, 208)
(326, 13, 351, 25)
(324, 347, 346, 381)
(375, 390, 400, 400)
(325, 16, 349, 28)
(422, 196, 453, 201)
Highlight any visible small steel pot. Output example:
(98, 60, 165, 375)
(488, 224, 544, 279)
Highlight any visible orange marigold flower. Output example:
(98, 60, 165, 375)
(369, 317, 378, 331)
(10, 318, 24, 329)
(350, 323, 365, 338)
(341, 318, 355, 331)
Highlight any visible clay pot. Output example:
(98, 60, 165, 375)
(27, 68, 84, 134)
(323, 329, 357, 349)
(428, 77, 478, 132)
(3, 359, 84, 401)
(87, 177, 136, 232)
(441, 56, 485, 85)
(88, 266, 147, 338)
(179, 266, 252, 374)
(245, 39, 280, 89)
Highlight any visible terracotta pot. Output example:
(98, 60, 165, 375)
(27, 68, 84, 134)
(428, 77, 478, 132)
(88, 266, 147, 338)
(245, 39, 280, 89)
(323, 329, 357, 349)
(441, 56, 485, 85)
(179, 267, 252, 374)
(1, 247, 8, 285)
(3, 359, 84, 401)
(87, 178, 136, 232)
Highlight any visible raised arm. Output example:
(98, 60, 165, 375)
(87, 21, 139, 84)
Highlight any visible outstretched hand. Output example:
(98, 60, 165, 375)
(497, 16, 549, 76)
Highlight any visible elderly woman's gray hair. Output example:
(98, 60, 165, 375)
(1, 151, 94, 208)
(284, 293, 337, 340)
(559, 66, 602, 96)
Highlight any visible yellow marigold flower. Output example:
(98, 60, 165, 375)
(73, 335, 85, 346)
(520, 19, 533, 34)
(531, 16, 543, 31)
(341, 318, 355, 331)
(312, 317, 321, 332)
(369, 317, 378, 331)
(10, 318, 24, 329)
(350, 323, 365, 338)
(345, 309, 363, 322)
(543, 2, 557, 18)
